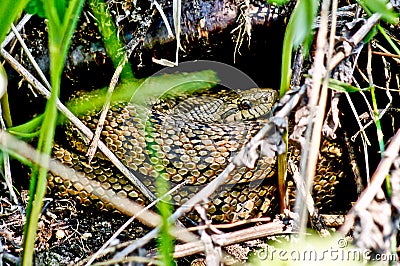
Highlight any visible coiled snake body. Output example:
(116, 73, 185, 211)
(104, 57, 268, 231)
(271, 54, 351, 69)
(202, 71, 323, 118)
(50, 86, 351, 223)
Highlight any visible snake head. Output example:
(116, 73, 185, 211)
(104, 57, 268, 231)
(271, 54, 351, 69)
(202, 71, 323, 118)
(165, 87, 277, 124)
(221, 88, 278, 122)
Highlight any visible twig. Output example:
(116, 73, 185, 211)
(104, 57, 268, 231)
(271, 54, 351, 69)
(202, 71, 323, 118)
(1, 14, 32, 49)
(86, 55, 128, 161)
(10, 24, 51, 90)
(296, 0, 332, 237)
(288, 159, 314, 215)
(343, 131, 364, 195)
(328, 13, 382, 71)
(153, 0, 174, 38)
(339, 128, 400, 235)
(187, 217, 271, 231)
(173, 220, 290, 258)
(372, 51, 400, 61)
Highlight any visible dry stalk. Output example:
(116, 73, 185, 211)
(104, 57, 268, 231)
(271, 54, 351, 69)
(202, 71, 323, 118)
(339, 128, 400, 235)
(0, 14, 32, 48)
(86, 54, 128, 161)
(328, 13, 382, 71)
(173, 220, 290, 258)
(10, 23, 51, 90)
(296, 0, 332, 236)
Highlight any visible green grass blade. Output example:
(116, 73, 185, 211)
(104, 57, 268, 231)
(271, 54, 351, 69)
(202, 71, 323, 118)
(145, 118, 175, 265)
(21, 0, 84, 264)
(370, 86, 390, 197)
(279, 0, 319, 97)
(0, 64, 11, 127)
(328, 78, 369, 93)
(0, 0, 29, 132)
(66, 70, 218, 117)
(0, 0, 29, 44)
(359, 0, 399, 24)
(88, 0, 135, 81)
(8, 115, 43, 138)
(267, 0, 291, 5)
(377, 24, 400, 56)
(155, 168, 176, 266)
(25, 0, 46, 18)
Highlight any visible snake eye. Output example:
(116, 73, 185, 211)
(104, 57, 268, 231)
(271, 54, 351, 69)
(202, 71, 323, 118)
(240, 100, 252, 110)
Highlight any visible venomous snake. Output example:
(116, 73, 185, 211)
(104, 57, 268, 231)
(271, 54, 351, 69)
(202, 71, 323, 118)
(49, 85, 354, 223)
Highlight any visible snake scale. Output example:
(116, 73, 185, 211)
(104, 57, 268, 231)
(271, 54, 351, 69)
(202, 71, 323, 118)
(49, 86, 353, 223)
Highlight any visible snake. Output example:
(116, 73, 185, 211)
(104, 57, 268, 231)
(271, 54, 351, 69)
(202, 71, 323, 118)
(49, 85, 354, 223)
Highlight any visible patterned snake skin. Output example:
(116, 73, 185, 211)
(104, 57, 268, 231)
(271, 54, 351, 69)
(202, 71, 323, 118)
(49, 86, 352, 223)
